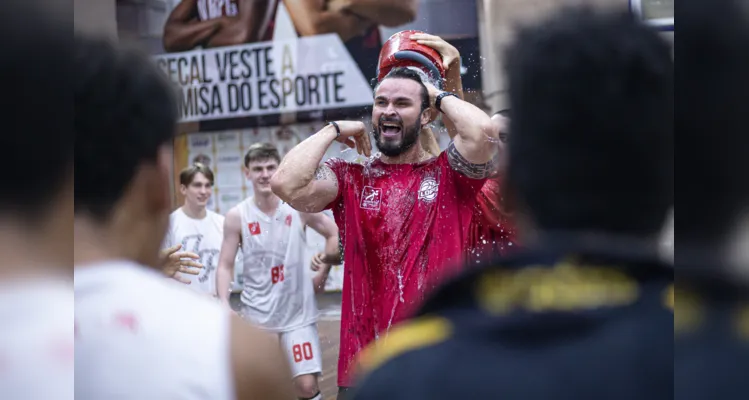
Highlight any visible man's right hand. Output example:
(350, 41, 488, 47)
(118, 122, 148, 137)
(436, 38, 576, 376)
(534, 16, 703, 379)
(333, 121, 371, 157)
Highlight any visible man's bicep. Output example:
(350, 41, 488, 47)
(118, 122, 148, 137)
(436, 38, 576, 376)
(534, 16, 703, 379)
(289, 165, 340, 213)
(447, 141, 498, 179)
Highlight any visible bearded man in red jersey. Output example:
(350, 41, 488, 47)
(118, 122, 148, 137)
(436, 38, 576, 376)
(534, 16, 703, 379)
(271, 66, 497, 397)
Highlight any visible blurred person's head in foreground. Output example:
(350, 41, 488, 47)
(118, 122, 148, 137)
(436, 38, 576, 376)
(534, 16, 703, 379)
(505, 7, 673, 246)
(0, 1, 73, 276)
(74, 36, 177, 269)
(677, 0, 749, 271)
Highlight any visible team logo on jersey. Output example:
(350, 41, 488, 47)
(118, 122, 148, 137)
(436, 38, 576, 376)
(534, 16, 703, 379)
(248, 222, 262, 235)
(418, 177, 439, 202)
(360, 186, 382, 210)
(285, 214, 292, 226)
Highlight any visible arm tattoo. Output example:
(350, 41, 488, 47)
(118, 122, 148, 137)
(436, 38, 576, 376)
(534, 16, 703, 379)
(314, 165, 339, 188)
(446, 142, 499, 179)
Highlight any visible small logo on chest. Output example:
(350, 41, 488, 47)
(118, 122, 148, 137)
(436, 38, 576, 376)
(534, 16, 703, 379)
(360, 186, 382, 210)
(248, 222, 261, 235)
(285, 214, 292, 226)
(418, 177, 439, 202)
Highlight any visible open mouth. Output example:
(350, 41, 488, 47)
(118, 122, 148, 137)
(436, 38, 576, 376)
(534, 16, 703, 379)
(380, 122, 402, 138)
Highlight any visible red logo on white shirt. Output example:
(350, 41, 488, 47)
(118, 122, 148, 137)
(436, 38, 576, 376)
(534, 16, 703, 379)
(248, 222, 261, 235)
(285, 215, 292, 226)
(360, 186, 382, 210)
(113, 312, 138, 333)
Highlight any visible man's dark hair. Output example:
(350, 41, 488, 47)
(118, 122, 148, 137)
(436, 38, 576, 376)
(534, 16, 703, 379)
(505, 7, 673, 236)
(75, 36, 178, 222)
(376, 67, 430, 112)
(1, 3, 73, 223)
(677, 0, 749, 246)
(244, 143, 281, 168)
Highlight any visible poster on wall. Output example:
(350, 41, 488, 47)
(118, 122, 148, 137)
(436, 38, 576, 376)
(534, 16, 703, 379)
(241, 127, 272, 149)
(117, 0, 444, 124)
(216, 187, 244, 215)
(155, 34, 374, 122)
(215, 130, 241, 152)
(215, 149, 244, 188)
(187, 133, 215, 169)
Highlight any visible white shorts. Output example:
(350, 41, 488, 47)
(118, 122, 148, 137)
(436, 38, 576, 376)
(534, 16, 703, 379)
(279, 324, 322, 378)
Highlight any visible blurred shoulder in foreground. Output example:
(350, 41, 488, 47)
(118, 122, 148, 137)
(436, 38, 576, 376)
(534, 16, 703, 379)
(675, 0, 749, 398)
(0, 1, 74, 399)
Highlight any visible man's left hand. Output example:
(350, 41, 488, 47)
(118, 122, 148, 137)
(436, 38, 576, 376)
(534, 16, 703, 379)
(424, 81, 442, 110)
(160, 244, 203, 284)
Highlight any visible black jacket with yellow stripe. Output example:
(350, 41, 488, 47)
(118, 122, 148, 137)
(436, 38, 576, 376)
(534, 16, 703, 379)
(351, 237, 673, 400)
(674, 263, 749, 400)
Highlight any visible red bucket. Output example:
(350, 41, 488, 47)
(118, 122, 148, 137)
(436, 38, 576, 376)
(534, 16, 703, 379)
(377, 30, 446, 88)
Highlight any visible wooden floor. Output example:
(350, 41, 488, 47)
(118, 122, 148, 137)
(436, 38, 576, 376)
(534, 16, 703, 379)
(318, 319, 342, 399)
(233, 292, 343, 399)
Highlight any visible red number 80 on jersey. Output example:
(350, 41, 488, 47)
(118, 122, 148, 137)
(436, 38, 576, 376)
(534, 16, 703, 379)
(292, 342, 314, 362)
(271, 265, 285, 284)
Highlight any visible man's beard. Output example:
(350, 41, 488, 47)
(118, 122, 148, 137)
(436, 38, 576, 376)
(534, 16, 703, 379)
(373, 117, 421, 157)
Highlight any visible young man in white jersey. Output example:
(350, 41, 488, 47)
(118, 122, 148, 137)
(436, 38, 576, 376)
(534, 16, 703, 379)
(163, 163, 229, 296)
(74, 35, 294, 400)
(217, 143, 342, 400)
(0, 3, 73, 398)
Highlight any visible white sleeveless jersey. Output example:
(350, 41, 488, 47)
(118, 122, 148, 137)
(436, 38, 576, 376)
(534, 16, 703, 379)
(0, 279, 73, 400)
(238, 198, 318, 332)
(163, 208, 225, 296)
(74, 261, 233, 400)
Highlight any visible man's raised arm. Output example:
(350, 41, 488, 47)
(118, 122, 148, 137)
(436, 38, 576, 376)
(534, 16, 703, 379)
(426, 83, 497, 177)
(270, 121, 370, 213)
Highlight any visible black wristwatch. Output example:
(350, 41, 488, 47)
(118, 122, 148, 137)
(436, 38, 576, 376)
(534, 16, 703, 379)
(435, 91, 459, 113)
(328, 121, 341, 139)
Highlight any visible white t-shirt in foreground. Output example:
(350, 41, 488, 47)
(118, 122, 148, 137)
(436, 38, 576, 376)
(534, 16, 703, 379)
(0, 279, 73, 400)
(74, 260, 233, 400)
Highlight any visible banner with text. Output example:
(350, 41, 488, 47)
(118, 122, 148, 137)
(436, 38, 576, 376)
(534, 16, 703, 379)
(155, 34, 374, 123)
